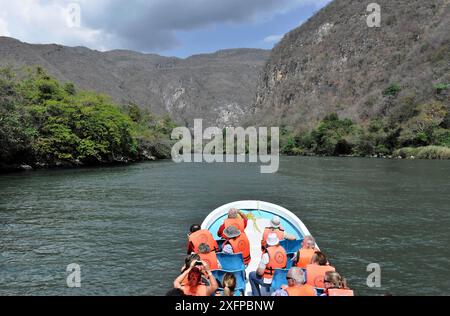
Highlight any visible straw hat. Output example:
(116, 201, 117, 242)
(223, 226, 241, 239)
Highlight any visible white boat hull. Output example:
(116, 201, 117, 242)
(202, 200, 316, 296)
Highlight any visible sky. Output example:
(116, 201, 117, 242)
(0, 0, 332, 58)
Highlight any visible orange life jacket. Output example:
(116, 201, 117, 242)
(199, 251, 219, 270)
(225, 232, 251, 265)
(328, 289, 354, 296)
(285, 285, 317, 296)
(182, 284, 209, 296)
(261, 227, 285, 248)
(295, 248, 316, 269)
(224, 217, 245, 232)
(263, 245, 287, 280)
(189, 229, 219, 253)
(306, 264, 336, 288)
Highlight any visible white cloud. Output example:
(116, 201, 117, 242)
(0, 13, 10, 37)
(0, 0, 333, 52)
(0, 0, 108, 49)
(264, 34, 284, 44)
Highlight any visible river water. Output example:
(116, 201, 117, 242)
(1, 157, 449, 296)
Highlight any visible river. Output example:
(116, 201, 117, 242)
(1, 157, 449, 295)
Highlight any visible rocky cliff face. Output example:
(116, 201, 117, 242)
(0, 36, 269, 127)
(251, 0, 449, 129)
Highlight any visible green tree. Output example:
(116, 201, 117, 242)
(1, 66, 175, 168)
(399, 101, 447, 147)
(312, 113, 356, 155)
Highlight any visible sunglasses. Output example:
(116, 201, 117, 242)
(323, 280, 331, 283)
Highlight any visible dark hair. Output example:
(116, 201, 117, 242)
(190, 224, 201, 233)
(166, 288, 186, 296)
(312, 251, 328, 266)
(182, 254, 200, 273)
(222, 273, 236, 296)
(187, 267, 202, 289)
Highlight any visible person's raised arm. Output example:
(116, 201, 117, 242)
(205, 268, 219, 296)
(174, 260, 195, 289)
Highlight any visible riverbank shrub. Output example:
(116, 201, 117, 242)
(281, 108, 450, 159)
(0, 66, 176, 169)
(394, 146, 450, 160)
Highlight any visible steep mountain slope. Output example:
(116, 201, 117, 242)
(0, 36, 269, 127)
(251, 0, 449, 129)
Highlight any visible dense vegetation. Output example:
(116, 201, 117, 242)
(1, 65, 448, 171)
(0, 66, 176, 170)
(280, 95, 450, 159)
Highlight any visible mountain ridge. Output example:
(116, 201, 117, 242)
(0, 36, 270, 127)
(251, 0, 449, 129)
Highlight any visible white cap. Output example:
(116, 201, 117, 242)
(270, 216, 281, 228)
(266, 233, 280, 246)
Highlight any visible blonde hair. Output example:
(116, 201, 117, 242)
(325, 271, 348, 289)
(222, 273, 236, 296)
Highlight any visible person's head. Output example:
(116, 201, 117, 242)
(311, 251, 328, 266)
(270, 216, 281, 229)
(189, 224, 201, 235)
(166, 288, 186, 296)
(223, 226, 241, 240)
(287, 267, 306, 286)
(266, 233, 280, 247)
(324, 271, 348, 290)
(222, 273, 236, 296)
(187, 267, 202, 288)
(198, 243, 211, 254)
(302, 235, 316, 249)
(228, 208, 239, 219)
(183, 254, 201, 272)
